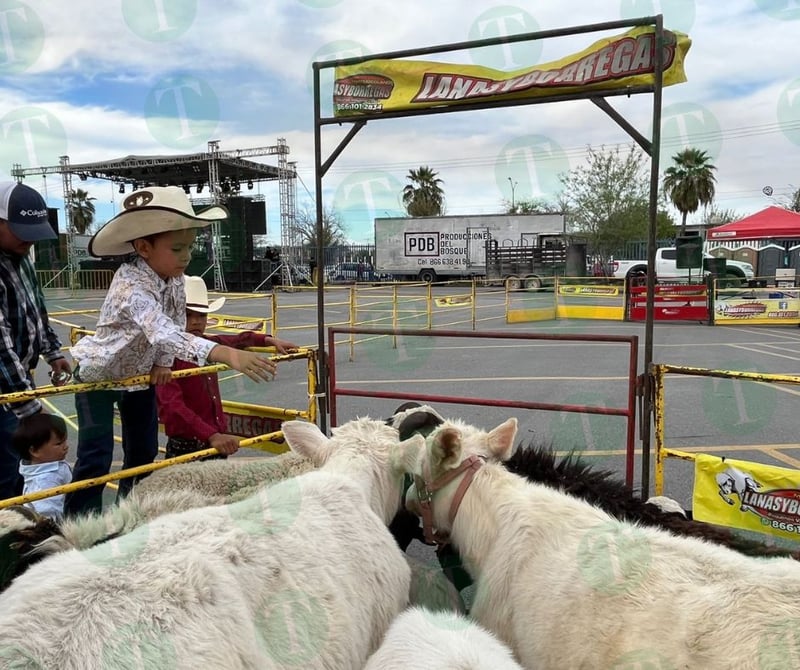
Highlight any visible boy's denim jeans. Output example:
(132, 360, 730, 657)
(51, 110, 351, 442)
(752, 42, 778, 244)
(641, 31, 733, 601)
(0, 407, 22, 501)
(64, 387, 158, 518)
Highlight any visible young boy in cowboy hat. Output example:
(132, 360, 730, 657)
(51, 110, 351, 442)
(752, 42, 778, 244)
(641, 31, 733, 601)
(65, 186, 277, 517)
(156, 276, 298, 460)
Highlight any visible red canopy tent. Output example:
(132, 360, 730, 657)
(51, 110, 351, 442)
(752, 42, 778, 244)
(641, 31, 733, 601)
(708, 206, 800, 241)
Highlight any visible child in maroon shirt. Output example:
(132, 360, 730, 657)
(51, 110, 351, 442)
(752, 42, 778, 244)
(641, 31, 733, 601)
(156, 276, 298, 459)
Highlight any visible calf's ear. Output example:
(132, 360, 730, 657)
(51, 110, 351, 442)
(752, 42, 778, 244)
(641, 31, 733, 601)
(432, 426, 462, 470)
(487, 418, 518, 461)
(280, 420, 332, 465)
(393, 434, 426, 475)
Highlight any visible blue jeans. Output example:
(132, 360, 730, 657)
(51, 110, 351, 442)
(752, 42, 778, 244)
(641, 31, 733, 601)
(0, 407, 22, 501)
(64, 387, 158, 518)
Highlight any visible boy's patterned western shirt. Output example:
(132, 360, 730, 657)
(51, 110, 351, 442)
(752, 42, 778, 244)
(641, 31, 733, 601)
(70, 257, 216, 388)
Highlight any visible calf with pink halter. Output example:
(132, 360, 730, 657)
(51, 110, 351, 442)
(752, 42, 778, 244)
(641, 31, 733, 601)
(394, 416, 800, 669)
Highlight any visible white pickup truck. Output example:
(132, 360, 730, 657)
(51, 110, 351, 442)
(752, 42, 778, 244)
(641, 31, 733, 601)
(610, 247, 754, 285)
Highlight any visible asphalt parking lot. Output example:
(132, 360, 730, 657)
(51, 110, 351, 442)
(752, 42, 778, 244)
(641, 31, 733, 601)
(35, 284, 800, 513)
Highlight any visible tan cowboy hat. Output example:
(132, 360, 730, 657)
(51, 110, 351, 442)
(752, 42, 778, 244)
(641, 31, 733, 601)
(88, 185, 228, 257)
(184, 275, 225, 313)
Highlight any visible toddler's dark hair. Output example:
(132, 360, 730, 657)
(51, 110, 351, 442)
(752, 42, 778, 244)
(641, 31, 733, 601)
(12, 414, 68, 460)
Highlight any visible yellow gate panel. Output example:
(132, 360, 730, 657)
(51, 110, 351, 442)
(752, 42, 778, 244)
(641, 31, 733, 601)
(507, 306, 556, 322)
(556, 304, 625, 320)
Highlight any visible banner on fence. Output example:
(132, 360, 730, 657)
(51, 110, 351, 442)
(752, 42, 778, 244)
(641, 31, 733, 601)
(715, 295, 800, 324)
(693, 454, 800, 541)
(333, 26, 690, 116)
(558, 285, 620, 296)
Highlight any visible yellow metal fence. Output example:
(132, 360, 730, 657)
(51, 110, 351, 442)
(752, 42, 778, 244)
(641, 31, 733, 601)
(0, 348, 317, 510)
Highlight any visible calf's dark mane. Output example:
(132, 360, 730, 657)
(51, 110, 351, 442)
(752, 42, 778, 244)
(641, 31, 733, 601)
(505, 442, 800, 561)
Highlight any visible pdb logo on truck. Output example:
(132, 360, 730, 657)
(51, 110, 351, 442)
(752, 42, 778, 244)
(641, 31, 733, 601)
(405, 232, 438, 257)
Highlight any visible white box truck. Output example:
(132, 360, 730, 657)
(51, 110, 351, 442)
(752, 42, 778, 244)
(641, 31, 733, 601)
(374, 213, 566, 283)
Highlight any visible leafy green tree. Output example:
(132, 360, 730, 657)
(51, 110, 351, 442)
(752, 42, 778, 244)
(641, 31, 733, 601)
(559, 144, 674, 259)
(504, 196, 558, 215)
(69, 188, 96, 235)
(402, 166, 445, 217)
(701, 205, 741, 227)
(788, 186, 800, 213)
(662, 148, 717, 235)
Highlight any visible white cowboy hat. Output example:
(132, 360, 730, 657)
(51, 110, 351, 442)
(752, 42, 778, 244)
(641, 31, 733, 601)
(88, 185, 228, 257)
(184, 275, 225, 313)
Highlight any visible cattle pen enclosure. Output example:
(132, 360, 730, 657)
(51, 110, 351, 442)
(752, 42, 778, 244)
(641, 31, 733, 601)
(5, 283, 799, 519)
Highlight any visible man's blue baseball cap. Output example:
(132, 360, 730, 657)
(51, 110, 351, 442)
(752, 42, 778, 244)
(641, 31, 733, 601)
(0, 182, 56, 242)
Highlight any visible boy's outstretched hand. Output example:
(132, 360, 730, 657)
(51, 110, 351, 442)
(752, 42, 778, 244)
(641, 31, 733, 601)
(210, 345, 276, 382)
(267, 336, 300, 355)
(208, 432, 240, 455)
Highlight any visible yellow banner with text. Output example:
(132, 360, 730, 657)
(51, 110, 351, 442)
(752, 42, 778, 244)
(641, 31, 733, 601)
(693, 454, 800, 541)
(333, 26, 690, 116)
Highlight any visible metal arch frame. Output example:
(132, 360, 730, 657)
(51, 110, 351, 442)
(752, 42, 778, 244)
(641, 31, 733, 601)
(313, 16, 665, 496)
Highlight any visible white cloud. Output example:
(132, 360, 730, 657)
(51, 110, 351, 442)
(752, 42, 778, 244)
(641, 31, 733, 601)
(1, 0, 798, 241)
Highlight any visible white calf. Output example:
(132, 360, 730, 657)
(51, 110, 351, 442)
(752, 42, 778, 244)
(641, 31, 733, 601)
(133, 451, 314, 499)
(0, 453, 317, 591)
(364, 606, 523, 669)
(399, 417, 800, 670)
(0, 418, 413, 670)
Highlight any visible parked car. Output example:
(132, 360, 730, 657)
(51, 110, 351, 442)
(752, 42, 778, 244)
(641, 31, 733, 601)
(327, 262, 391, 282)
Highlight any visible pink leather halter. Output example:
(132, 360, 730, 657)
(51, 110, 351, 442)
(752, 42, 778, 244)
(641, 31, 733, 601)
(413, 454, 485, 546)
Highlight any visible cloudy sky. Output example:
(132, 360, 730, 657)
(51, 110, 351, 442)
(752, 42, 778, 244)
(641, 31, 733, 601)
(1, 0, 798, 243)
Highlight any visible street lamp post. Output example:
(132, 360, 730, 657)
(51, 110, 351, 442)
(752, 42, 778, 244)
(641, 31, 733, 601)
(507, 177, 518, 210)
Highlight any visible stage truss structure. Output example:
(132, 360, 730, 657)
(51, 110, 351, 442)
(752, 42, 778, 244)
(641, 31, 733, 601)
(11, 139, 300, 292)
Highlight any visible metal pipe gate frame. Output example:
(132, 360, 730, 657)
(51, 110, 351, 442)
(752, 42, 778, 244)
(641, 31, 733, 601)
(327, 327, 641, 488)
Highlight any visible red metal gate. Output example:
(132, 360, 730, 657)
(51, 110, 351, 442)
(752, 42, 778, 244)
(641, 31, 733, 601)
(327, 327, 640, 487)
(629, 284, 709, 322)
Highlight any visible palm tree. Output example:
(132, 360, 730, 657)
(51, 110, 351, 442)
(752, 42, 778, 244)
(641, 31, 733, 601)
(69, 188, 96, 234)
(662, 148, 717, 235)
(402, 166, 445, 217)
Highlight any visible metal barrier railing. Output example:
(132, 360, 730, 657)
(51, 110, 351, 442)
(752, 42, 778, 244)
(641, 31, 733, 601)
(0, 348, 317, 509)
(505, 276, 627, 323)
(653, 363, 800, 495)
(328, 327, 640, 487)
(37, 269, 115, 291)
